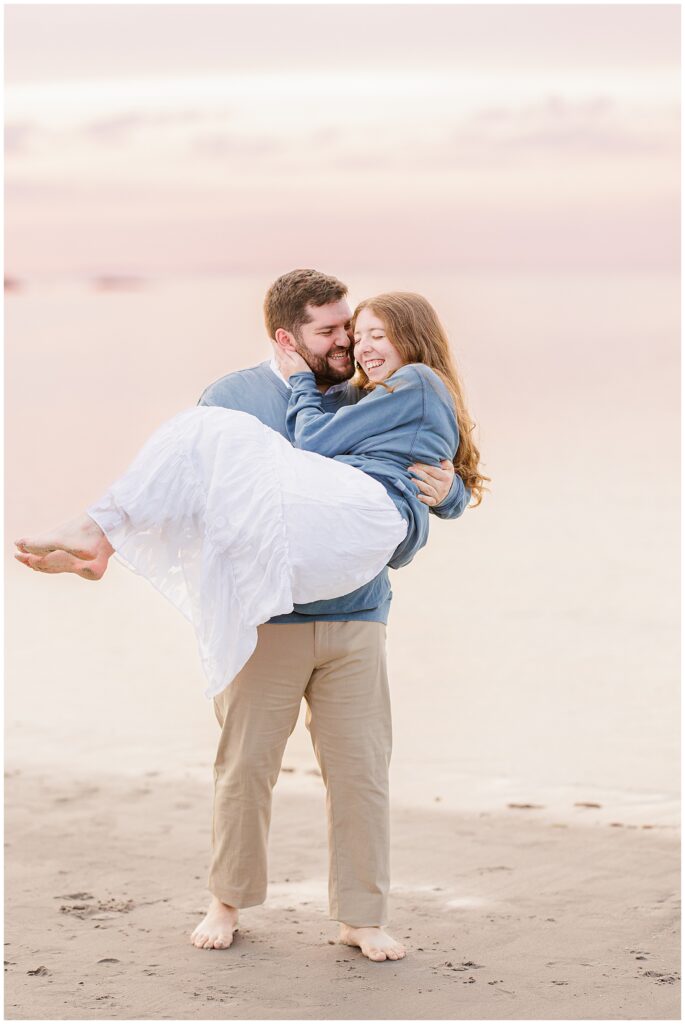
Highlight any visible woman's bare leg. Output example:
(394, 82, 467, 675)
(15, 513, 113, 562)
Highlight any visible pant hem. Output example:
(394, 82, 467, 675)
(208, 885, 267, 910)
(333, 914, 389, 928)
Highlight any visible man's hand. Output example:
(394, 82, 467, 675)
(273, 343, 311, 381)
(408, 459, 455, 506)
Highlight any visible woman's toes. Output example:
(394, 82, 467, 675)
(15, 550, 48, 570)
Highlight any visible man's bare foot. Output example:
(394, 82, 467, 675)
(15, 513, 111, 561)
(14, 548, 109, 580)
(190, 896, 239, 950)
(339, 924, 407, 962)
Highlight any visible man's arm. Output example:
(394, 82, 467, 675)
(197, 374, 242, 408)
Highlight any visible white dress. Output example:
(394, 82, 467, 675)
(86, 407, 408, 698)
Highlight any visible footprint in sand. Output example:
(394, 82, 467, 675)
(59, 897, 135, 919)
(641, 969, 680, 984)
(440, 960, 485, 972)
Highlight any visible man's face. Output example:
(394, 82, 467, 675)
(292, 299, 354, 387)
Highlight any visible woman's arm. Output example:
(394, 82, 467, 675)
(285, 368, 424, 457)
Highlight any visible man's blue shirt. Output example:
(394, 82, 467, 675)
(198, 360, 470, 624)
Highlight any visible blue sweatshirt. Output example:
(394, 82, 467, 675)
(198, 360, 470, 624)
(286, 364, 464, 568)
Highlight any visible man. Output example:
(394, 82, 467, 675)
(190, 269, 469, 962)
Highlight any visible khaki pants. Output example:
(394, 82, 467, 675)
(208, 620, 392, 927)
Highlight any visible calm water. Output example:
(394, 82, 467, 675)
(5, 272, 680, 822)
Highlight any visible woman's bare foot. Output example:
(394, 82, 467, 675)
(14, 548, 110, 580)
(338, 924, 407, 962)
(190, 896, 239, 950)
(15, 513, 111, 561)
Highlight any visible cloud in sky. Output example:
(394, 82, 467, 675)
(4, 5, 679, 277)
(80, 109, 207, 143)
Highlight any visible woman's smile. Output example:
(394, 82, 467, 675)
(353, 308, 405, 381)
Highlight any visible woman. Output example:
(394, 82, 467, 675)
(15, 292, 487, 699)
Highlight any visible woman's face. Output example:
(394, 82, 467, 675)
(353, 308, 405, 383)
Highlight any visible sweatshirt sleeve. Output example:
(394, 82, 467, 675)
(431, 474, 471, 519)
(285, 369, 424, 456)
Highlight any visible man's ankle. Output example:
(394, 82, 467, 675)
(340, 922, 383, 930)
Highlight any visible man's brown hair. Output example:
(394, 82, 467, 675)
(264, 269, 348, 340)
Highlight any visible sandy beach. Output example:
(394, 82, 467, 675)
(4, 763, 680, 1021)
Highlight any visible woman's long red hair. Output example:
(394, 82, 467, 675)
(352, 292, 489, 507)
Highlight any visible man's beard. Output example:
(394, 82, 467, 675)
(293, 340, 354, 387)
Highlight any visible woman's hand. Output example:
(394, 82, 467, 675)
(274, 345, 312, 380)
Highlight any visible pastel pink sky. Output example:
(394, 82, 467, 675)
(4, 4, 680, 277)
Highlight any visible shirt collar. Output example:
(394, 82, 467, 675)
(269, 356, 292, 390)
(268, 357, 351, 397)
